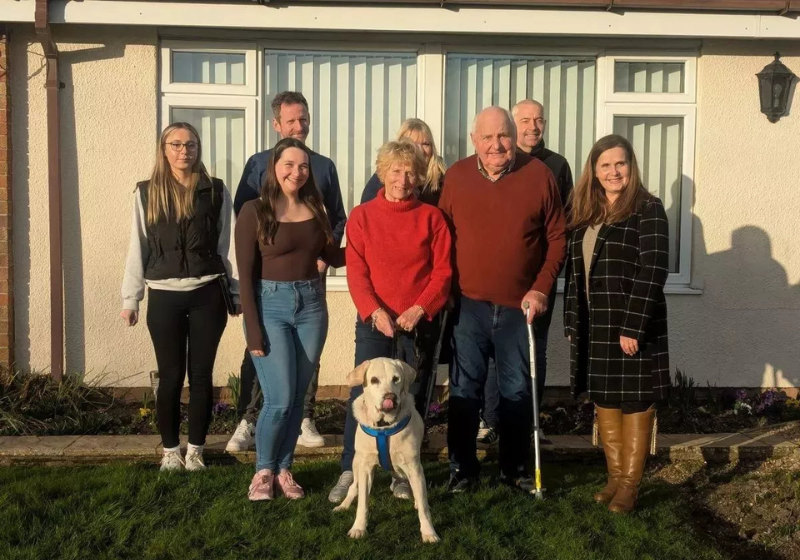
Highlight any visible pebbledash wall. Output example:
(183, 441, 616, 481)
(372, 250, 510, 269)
(7, 25, 800, 393)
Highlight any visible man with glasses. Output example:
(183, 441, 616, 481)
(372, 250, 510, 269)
(477, 99, 574, 447)
(226, 91, 347, 452)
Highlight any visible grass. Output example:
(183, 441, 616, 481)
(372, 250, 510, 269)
(0, 460, 727, 560)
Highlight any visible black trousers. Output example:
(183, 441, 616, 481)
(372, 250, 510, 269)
(147, 282, 227, 448)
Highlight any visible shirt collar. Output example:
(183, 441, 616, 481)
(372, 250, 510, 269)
(477, 152, 516, 182)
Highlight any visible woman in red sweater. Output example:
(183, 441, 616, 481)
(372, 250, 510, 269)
(327, 139, 452, 504)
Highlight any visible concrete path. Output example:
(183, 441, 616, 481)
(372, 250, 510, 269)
(1, 422, 798, 466)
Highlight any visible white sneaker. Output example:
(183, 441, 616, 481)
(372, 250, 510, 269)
(328, 470, 354, 504)
(297, 418, 325, 448)
(226, 419, 255, 452)
(390, 478, 412, 500)
(185, 450, 206, 471)
(160, 450, 185, 472)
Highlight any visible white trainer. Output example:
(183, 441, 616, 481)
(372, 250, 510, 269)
(328, 470, 354, 504)
(160, 450, 185, 472)
(226, 419, 255, 452)
(185, 449, 206, 471)
(297, 418, 325, 448)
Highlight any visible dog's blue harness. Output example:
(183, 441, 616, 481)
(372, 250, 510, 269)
(359, 414, 412, 471)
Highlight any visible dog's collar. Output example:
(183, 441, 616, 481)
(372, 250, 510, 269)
(359, 414, 412, 471)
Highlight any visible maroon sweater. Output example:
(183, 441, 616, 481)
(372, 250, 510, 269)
(438, 153, 567, 309)
(346, 189, 452, 322)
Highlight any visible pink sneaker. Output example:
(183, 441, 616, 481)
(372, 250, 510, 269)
(249, 470, 274, 501)
(275, 471, 305, 500)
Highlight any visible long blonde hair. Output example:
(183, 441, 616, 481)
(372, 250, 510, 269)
(397, 118, 446, 193)
(146, 122, 211, 225)
(568, 134, 652, 230)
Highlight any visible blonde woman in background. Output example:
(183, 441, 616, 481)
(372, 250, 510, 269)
(360, 118, 447, 206)
(120, 122, 239, 472)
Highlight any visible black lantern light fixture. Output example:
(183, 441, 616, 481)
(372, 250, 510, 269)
(756, 52, 797, 123)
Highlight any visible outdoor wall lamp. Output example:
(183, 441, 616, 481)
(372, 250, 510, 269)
(756, 52, 797, 123)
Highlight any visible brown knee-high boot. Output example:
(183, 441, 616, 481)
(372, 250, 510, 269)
(594, 406, 624, 503)
(608, 406, 656, 514)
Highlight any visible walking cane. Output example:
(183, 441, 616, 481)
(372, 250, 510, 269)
(422, 310, 450, 433)
(523, 301, 545, 500)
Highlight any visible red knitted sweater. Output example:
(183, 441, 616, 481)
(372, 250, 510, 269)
(346, 189, 452, 322)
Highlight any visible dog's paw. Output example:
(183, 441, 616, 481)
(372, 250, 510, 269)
(422, 532, 440, 544)
(333, 502, 351, 513)
(347, 528, 367, 539)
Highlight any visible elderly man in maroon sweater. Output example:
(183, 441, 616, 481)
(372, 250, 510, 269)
(439, 106, 566, 493)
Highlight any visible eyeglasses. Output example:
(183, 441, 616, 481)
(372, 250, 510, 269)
(165, 141, 199, 152)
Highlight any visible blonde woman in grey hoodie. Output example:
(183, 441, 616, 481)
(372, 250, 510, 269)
(120, 122, 239, 472)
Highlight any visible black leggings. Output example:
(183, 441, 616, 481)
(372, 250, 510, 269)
(595, 401, 655, 414)
(147, 282, 228, 448)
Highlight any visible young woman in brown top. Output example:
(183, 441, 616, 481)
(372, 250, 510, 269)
(236, 138, 344, 502)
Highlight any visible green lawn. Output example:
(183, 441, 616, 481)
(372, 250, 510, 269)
(0, 460, 725, 560)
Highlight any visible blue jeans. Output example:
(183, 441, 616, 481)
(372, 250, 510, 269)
(251, 279, 328, 472)
(340, 316, 438, 472)
(448, 295, 532, 478)
(482, 286, 555, 428)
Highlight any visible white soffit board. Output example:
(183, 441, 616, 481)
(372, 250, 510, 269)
(3, 0, 800, 39)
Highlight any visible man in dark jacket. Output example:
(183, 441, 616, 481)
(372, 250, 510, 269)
(226, 91, 347, 452)
(478, 99, 574, 447)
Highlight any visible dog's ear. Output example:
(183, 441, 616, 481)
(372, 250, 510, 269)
(346, 360, 371, 388)
(399, 361, 417, 395)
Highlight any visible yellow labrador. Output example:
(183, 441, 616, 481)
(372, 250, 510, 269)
(333, 358, 439, 543)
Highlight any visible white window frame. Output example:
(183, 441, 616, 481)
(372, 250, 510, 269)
(604, 53, 697, 104)
(601, 103, 696, 287)
(161, 41, 258, 96)
(160, 95, 259, 194)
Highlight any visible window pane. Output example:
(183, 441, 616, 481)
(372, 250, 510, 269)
(614, 62, 685, 93)
(613, 116, 683, 273)
(172, 51, 247, 85)
(170, 107, 246, 192)
(265, 50, 417, 277)
(443, 54, 596, 182)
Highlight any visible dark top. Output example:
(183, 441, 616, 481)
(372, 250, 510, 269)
(518, 140, 574, 214)
(360, 173, 443, 207)
(235, 200, 345, 351)
(233, 148, 347, 244)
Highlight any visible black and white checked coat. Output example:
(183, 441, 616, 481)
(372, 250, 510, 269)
(563, 196, 670, 403)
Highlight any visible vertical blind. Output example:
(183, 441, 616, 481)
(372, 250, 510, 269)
(171, 107, 246, 194)
(443, 55, 596, 179)
(613, 116, 683, 273)
(172, 51, 247, 85)
(265, 50, 418, 211)
(614, 62, 685, 94)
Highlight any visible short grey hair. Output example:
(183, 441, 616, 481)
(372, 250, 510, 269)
(470, 106, 516, 137)
(511, 99, 544, 118)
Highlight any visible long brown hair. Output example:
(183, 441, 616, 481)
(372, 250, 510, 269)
(256, 138, 333, 245)
(146, 122, 211, 225)
(397, 118, 447, 193)
(568, 134, 652, 230)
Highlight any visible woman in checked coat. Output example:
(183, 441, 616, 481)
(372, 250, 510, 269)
(564, 134, 670, 515)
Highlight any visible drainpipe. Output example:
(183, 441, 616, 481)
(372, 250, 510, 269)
(34, 0, 63, 382)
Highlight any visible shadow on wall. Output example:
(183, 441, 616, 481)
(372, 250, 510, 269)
(667, 175, 800, 390)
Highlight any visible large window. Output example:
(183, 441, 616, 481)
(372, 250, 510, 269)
(160, 42, 697, 290)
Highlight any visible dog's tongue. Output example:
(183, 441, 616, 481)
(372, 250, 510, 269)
(382, 398, 395, 411)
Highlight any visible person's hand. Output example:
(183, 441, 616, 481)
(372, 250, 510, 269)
(120, 309, 138, 327)
(521, 290, 548, 324)
(396, 306, 425, 332)
(250, 349, 265, 358)
(317, 259, 328, 275)
(620, 335, 639, 356)
(372, 309, 395, 338)
(233, 304, 242, 317)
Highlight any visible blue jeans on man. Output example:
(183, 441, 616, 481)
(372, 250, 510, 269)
(482, 285, 556, 429)
(448, 295, 533, 479)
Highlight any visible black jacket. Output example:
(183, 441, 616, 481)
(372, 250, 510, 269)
(138, 177, 226, 281)
(520, 141, 574, 215)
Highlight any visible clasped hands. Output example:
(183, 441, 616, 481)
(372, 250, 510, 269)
(371, 306, 425, 337)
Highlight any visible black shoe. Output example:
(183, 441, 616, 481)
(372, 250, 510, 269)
(499, 470, 537, 493)
(447, 473, 477, 494)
